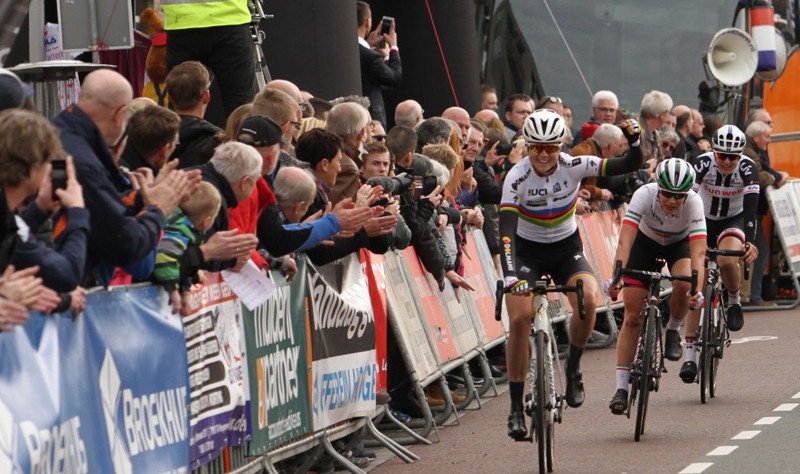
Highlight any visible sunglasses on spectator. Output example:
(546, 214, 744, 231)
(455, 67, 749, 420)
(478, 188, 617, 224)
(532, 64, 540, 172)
(285, 120, 301, 128)
(660, 190, 688, 200)
(529, 143, 562, 154)
(373, 134, 386, 142)
(714, 151, 740, 161)
(540, 96, 562, 105)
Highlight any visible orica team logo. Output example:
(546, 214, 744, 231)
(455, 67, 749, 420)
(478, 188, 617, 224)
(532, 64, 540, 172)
(100, 351, 133, 474)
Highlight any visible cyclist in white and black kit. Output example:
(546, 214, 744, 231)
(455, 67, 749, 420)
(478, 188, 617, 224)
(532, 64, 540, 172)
(679, 124, 759, 382)
(606, 158, 706, 414)
(501, 109, 643, 439)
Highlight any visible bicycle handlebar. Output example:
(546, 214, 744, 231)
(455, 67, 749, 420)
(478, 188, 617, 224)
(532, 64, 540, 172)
(494, 278, 587, 321)
(706, 244, 750, 281)
(611, 260, 698, 296)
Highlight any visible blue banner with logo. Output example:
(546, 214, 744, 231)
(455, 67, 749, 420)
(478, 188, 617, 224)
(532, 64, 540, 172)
(0, 286, 191, 473)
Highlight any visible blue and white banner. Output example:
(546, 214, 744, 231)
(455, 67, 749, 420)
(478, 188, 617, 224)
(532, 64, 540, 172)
(0, 286, 191, 473)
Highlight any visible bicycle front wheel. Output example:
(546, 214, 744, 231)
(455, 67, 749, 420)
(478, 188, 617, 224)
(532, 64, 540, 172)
(700, 284, 716, 404)
(534, 330, 554, 472)
(635, 308, 655, 442)
(709, 291, 725, 398)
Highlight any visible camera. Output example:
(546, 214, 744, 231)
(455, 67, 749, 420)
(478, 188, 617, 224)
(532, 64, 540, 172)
(495, 143, 514, 155)
(371, 196, 390, 208)
(51, 159, 67, 200)
(381, 16, 393, 36)
(367, 173, 411, 196)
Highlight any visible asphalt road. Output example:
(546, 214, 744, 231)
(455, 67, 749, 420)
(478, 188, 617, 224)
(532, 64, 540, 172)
(368, 305, 800, 474)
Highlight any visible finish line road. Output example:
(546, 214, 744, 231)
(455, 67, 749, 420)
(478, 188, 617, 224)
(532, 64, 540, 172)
(369, 307, 800, 474)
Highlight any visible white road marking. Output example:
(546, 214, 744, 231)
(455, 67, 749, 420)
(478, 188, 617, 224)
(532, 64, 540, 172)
(774, 403, 799, 412)
(680, 463, 713, 473)
(730, 335, 778, 344)
(754, 416, 781, 425)
(792, 391, 800, 399)
(707, 446, 738, 456)
(731, 430, 760, 440)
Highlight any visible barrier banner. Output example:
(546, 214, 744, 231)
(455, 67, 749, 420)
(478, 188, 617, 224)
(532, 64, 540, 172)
(308, 257, 377, 430)
(435, 281, 480, 357)
(401, 247, 461, 363)
(362, 250, 388, 392)
(183, 273, 247, 468)
(0, 287, 191, 474)
(768, 182, 800, 272)
(462, 232, 505, 344)
(471, 230, 510, 332)
(383, 251, 439, 381)
(243, 259, 312, 454)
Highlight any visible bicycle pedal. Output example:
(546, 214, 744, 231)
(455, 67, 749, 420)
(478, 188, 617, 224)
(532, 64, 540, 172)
(512, 435, 533, 443)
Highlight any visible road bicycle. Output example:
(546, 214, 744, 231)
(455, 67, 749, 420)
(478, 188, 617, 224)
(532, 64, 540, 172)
(696, 247, 748, 403)
(611, 261, 696, 441)
(496, 278, 586, 472)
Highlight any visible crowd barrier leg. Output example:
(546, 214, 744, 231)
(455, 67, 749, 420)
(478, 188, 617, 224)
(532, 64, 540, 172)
(453, 361, 482, 411)
(365, 417, 419, 463)
(474, 351, 500, 398)
(371, 373, 438, 446)
(261, 459, 280, 474)
(429, 375, 459, 425)
(321, 431, 367, 474)
(586, 307, 619, 349)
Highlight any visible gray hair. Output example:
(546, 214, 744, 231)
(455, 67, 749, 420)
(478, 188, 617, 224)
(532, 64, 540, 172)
(273, 166, 316, 204)
(395, 100, 423, 128)
(210, 142, 262, 183)
(415, 117, 452, 151)
(657, 126, 680, 146)
(592, 123, 624, 147)
(592, 90, 618, 108)
(745, 120, 771, 139)
(640, 90, 673, 119)
(326, 102, 370, 139)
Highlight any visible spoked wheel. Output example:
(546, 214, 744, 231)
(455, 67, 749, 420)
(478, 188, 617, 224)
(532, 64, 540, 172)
(635, 309, 655, 442)
(534, 330, 555, 473)
(709, 300, 725, 399)
(700, 285, 716, 404)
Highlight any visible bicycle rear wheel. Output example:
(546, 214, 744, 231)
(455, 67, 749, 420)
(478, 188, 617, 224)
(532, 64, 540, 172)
(635, 308, 655, 442)
(700, 284, 715, 404)
(534, 330, 554, 472)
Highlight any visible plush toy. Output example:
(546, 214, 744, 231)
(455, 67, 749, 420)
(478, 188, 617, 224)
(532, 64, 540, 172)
(140, 8, 169, 107)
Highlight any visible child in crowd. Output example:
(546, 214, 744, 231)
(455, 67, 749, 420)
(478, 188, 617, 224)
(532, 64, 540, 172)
(154, 181, 222, 314)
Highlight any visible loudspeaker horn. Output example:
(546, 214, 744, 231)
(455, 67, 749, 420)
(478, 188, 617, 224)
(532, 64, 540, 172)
(755, 27, 789, 82)
(707, 28, 758, 87)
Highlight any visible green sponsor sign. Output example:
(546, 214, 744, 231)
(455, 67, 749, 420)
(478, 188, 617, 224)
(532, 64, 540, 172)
(243, 258, 311, 454)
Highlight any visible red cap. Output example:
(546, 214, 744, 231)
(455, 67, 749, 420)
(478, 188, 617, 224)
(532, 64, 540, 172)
(152, 31, 167, 47)
(581, 122, 600, 140)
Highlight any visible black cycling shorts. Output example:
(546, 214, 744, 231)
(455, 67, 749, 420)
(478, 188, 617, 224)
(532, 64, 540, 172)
(625, 232, 690, 288)
(514, 230, 594, 285)
(706, 215, 745, 247)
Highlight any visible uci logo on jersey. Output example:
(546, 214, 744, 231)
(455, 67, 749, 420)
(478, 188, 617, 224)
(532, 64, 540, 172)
(527, 189, 547, 196)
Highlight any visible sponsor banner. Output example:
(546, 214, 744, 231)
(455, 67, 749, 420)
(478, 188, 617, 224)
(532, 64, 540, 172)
(182, 273, 247, 468)
(471, 230, 510, 332)
(307, 256, 376, 429)
(769, 182, 800, 271)
(243, 259, 312, 454)
(462, 232, 506, 344)
(578, 212, 616, 307)
(383, 252, 439, 381)
(362, 250, 388, 392)
(401, 247, 461, 363)
(0, 287, 191, 474)
(436, 280, 480, 356)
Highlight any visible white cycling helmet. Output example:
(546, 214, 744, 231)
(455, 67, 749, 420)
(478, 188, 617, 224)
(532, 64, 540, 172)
(712, 124, 746, 153)
(522, 108, 566, 145)
(655, 158, 695, 194)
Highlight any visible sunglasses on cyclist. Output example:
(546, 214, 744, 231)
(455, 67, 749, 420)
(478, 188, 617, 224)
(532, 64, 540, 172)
(529, 143, 562, 154)
(660, 190, 688, 200)
(714, 151, 740, 162)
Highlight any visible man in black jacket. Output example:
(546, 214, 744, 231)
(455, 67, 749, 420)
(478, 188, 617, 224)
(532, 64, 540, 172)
(357, 1, 402, 128)
(166, 61, 224, 168)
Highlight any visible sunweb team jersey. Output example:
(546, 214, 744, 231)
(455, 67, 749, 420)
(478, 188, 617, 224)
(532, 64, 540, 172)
(691, 151, 759, 242)
(623, 183, 707, 245)
(499, 145, 642, 279)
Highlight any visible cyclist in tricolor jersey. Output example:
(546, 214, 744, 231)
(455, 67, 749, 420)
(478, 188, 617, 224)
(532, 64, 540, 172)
(500, 108, 643, 439)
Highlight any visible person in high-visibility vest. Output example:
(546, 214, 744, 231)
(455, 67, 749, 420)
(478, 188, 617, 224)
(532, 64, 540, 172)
(161, 0, 257, 121)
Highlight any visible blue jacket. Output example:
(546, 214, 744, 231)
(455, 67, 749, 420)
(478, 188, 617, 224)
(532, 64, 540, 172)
(52, 105, 165, 280)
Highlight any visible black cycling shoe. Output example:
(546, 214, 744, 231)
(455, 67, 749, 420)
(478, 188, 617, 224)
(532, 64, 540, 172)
(726, 304, 744, 331)
(565, 368, 585, 408)
(609, 389, 628, 415)
(507, 410, 527, 440)
(679, 361, 697, 383)
(664, 329, 683, 361)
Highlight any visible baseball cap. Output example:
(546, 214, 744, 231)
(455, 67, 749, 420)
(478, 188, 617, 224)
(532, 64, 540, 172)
(237, 115, 286, 147)
(0, 68, 26, 112)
